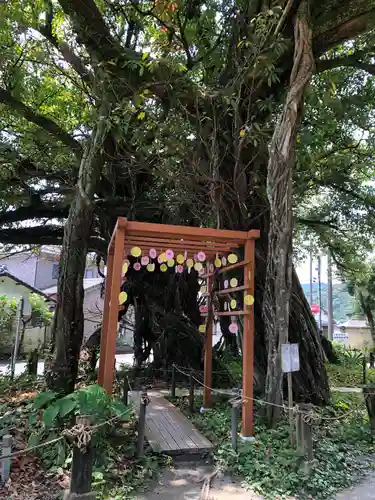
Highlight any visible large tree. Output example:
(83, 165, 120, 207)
(1, 0, 375, 410)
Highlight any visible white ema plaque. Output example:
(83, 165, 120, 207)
(281, 343, 300, 373)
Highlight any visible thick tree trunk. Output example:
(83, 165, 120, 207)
(46, 99, 109, 393)
(46, 195, 94, 392)
(263, 1, 316, 426)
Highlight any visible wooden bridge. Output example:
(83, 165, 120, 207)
(131, 391, 214, 456)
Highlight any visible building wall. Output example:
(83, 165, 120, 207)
(0, 276, 49, 354)
(0, 255, 37, 287)
(82, 286, 104, 342)
(34, 256, 59, 290)
(346, 327, 373, 349)
(0, 275, 33, 315)
(23, 325, 51, 353)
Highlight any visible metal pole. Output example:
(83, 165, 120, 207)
(137, 389, 148, 457)
(171, 364, 176, 398)
(1, 435, 12, 483)
(309, 247, 313, 306)
(231, 404, 237, 451)
(189, 373, 194, 414)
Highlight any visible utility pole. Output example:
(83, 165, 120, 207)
(309, 247, 313, 306)
(327, 252, 333, 341)
(10, 297, 24, 379)
(317, 256, 322, 331)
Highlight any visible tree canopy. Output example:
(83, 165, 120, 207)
(1, 0, 375, 408)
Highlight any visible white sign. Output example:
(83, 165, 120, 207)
(281, 343, 300, 373)
(333, 331, 348, 343)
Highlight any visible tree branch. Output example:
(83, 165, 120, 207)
(0, 88, 82, 157)
(38, 1, 93, 85)
(313, 3, 375, 55)
(0, 226, 106, 253)
(317, 51, 375, 75)
(0, 205, 69, 224)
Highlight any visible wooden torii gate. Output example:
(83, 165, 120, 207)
(98, 217, 260, 438)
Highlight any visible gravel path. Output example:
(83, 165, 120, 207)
(336, 473, 375, 499)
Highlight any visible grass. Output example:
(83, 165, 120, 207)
(171, 391, 375, 499)
(327, 362, 375, 387)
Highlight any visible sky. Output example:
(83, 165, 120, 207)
(296, 255, 340, 285)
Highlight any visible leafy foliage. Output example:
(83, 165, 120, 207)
(301, 283, 356, 323)
(177, 393, 374, 499)
(0, 295, 17, 349)
(29, 293, 53, 326)
(0, 375, 159, 497)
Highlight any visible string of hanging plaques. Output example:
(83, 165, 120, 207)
(118, 245, 254, 337)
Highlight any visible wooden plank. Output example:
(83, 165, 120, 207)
(202, 285, 249, 296)
(166, 406, 213, 450)
(242, 238, 255, 437)
(130, 391, 213, 455)
(201, 310, 246, 317)
(201, 260, 251, 278)
(125, 220, 248, 242)
(125, 236, 236, 252)
(162, 401, 203, 448)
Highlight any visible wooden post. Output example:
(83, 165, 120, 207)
(123, 376, 129, 406)
(287, 371, 294, 447)
(137, 389, 149, 457)
(68, 416, 94, 499)
(242, 238, 255, 438)
(189, 372, 194, 413)
(295, 411, 302, 454)
(98, 250, 114, 386)
(171, 364, 176, 398)
(1, 434, 12, 483)
(299, 404, 313, 472)
(363, 354, 367, 385)
(231, 404, 238, 451)
(100, 222, 126, 394)
(203, 261, 213, 409)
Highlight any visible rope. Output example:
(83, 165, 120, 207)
(1, 404, 132, 460)
(172, 364, 363, 422)
(1, 436, 64, 461)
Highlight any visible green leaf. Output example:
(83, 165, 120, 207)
(142, 52, 149, 61)
(43, 403, 60, 428)
(93, 470, 104, 481)
(138, 111, 145, 120)
(58, 395, 77, 418)
(28, 413, 38, 425)
(33, 391, 57, 409)
(28, 432, 40, 448)
(55, 441, 66, 466)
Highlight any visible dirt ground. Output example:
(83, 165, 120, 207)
(136, 464, 375, 500)
(135, 464, 262, 500)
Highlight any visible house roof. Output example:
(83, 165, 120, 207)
(337, 319, 369, 329)
(0, 271, 54, 301)
(312, 311, 337, 327)
(42, 278, 103, 296)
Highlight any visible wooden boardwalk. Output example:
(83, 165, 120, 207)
(131, 391, 214, 456)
